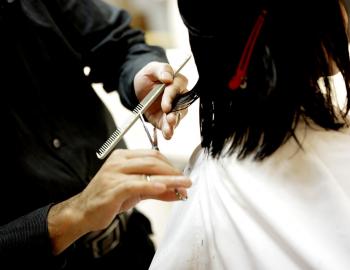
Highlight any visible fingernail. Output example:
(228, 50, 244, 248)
(162, 125, 171, 139)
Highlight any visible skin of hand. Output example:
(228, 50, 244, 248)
(133, 61, 189, 139)
(48, 149, 192, 255)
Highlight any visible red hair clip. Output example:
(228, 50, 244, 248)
(228, 10, 267, 90)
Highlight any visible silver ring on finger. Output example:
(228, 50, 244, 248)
(145, 174, 152, 182)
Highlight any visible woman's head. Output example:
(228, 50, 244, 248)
(178, 0, 350, 160)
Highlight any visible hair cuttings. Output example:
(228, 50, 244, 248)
(176, 0, 350, 160)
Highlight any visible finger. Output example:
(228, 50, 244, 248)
(166, 108, 188, 128)
(143, 62, 174, 84)
(119, 175, 191, 202)
(161, 74, 188, 113)
(108, 148, 170, 163)
(159, 64, 174, 84)
(174, 187, 189, 201)
(160, 113, 173, 140)
(134, 62, 174, 103)
(166, 112, 179, 127)
(142, 175, 192, 188)
(141, 188, 189, 202)
(160, 108, 188, 139)
(119, 180, 168, 200)
(113, 157, 182, 175)
(139, 175, 191, 202)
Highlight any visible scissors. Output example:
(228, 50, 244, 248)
(139, 114, 186, 201)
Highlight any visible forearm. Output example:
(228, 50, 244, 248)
(0, 205, 52, 259)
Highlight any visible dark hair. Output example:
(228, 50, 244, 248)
(176, 0, 350, 160)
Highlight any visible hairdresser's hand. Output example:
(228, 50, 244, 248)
(48, 149, 191, 255)
(134, 61, 189, 139)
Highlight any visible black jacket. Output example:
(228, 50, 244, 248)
(0, 0, 166, 268)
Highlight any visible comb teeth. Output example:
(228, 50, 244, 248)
(96, 127, 121, 159)
(134, 103, 144, 114)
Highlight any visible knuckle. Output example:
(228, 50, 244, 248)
(149, 149, 162, 159)
(111, 148, 126, 157)
(176, 73, 189, 84)
(123, 182, 134, 192)
(143, 159, 160, 171)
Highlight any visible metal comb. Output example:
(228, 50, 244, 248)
(96, 55, 192, 159)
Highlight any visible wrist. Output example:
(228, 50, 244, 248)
(48, 194, 86, 255)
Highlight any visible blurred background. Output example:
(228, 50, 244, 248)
(103, 0, 190, 49)
(96, 0, 200, 247)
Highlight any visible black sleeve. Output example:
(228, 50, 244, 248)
(0, 204, 64, 268)
(48, 0, 169, 110)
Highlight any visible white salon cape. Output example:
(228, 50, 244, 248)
(149, 122, 350, 270)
